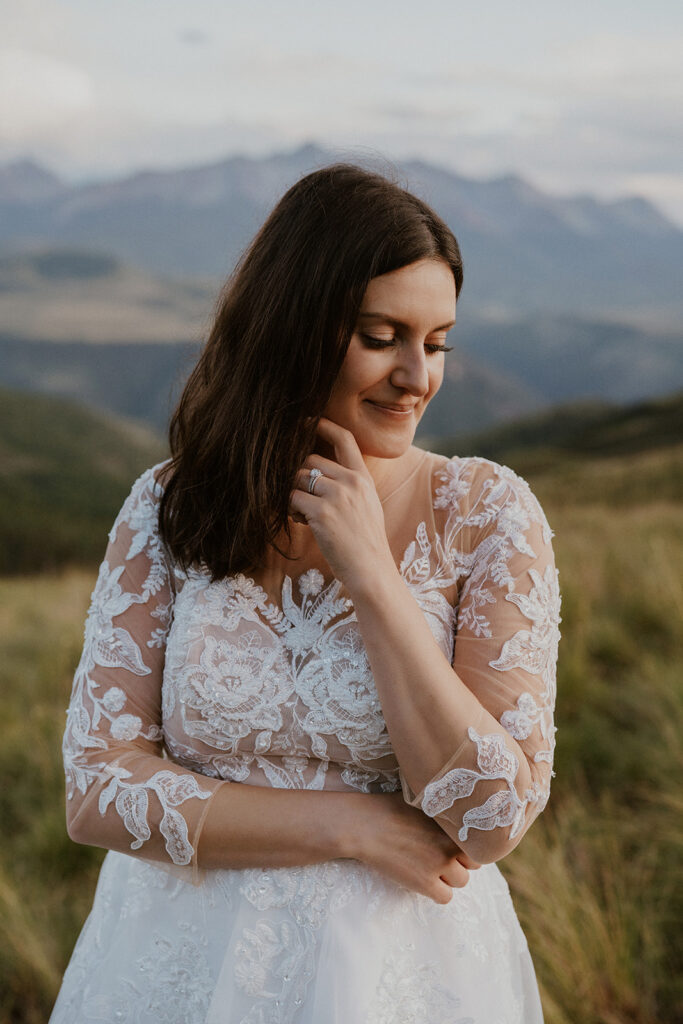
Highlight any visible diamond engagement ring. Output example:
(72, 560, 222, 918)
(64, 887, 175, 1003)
(308, 468, 323, 494)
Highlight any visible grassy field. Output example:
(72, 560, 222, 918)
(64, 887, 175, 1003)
(0, 446, 682, 1022)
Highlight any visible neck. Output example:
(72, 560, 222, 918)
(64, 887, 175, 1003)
(313, 437, 420, 503)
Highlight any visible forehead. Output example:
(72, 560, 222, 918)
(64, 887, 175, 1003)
(360, 259, 456, 323)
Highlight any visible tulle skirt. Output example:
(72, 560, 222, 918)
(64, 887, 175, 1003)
(49, 850, 543, 1023)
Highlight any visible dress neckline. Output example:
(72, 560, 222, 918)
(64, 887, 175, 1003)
(375, 447, 430, 505)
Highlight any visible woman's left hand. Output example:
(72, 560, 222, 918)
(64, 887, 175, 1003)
(289, 417, 397, 592)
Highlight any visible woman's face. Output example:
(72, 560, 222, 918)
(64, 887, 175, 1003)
(322, 258, 456, 459)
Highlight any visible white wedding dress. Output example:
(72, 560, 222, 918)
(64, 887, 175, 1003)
(50, 447, 561, 1024)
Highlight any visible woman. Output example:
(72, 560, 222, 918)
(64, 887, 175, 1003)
(51, 163, 561, 1023)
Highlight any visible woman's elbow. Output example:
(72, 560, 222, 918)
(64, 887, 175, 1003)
(435, 816, 516, 864)
(65, 794, 98, 848)
(435, 798, 536, 864)
(65, 798, 84, 844)
(454, 827, 523, 865)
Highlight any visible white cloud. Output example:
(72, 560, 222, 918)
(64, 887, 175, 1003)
(619, 173, 683, 218)
(0, 48, 94, 142)
(0, 8, 681, 225)
(179, 28, 209, 46)
(555, 31, 683, 88)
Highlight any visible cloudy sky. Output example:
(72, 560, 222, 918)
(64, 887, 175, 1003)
(2, 0, 682, 224)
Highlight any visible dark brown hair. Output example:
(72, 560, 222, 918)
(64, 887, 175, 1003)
(158, 162, 463, 580)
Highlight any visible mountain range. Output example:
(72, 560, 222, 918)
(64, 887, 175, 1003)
(1, 143, 682, 328)
(0, 144, 681, 438)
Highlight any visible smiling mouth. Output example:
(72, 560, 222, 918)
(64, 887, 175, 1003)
(366, 401, 416, 415)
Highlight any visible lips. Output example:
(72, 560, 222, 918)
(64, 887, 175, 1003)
(366, 400, 416, 413)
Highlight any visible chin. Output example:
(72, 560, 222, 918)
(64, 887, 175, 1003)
(352, 426, 416, 460)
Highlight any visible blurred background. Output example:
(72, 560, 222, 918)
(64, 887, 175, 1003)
(0, 2, 681, 1021)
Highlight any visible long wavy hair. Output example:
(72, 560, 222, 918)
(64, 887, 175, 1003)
(158, 162, 464, 580)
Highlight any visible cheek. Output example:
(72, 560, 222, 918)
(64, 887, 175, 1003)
(322, 369, 357, 421)
(329, 350, 382, 401)
(427, 363, 444, 397)
(324, 373, 353, 413)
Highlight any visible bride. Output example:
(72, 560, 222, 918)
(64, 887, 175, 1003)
(50, 162, 561, 1023)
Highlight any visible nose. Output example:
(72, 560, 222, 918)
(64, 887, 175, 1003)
(389, 343, 430, 396)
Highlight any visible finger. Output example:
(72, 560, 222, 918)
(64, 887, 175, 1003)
(289, 488, 320, 522)
(292, 468, 331, 497)
(432, 878, 455, 905)
(316, 417, 367, 472)
(454, 852, 482, 871)
(302, 453, 349, 480)
(439, 859, 470, 889)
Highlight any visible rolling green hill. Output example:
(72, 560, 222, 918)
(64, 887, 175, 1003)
(442, 390, 683, 459)
(426, 390, 683, 509)
(0, 389, 166, 574)
(2, 387, 682, 575)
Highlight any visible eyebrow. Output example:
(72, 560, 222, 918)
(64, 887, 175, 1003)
(358, 311, 456, 331)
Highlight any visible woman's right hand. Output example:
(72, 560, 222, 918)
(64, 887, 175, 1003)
(347, 791, 481, 905)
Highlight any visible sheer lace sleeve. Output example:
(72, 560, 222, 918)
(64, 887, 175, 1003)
(402, 457, 561, 862)
(63, 465, 225, 870)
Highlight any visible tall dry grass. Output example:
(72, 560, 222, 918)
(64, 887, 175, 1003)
(499, 498, 683, 1023)
(0, 461, 681, 1022)
(0, 573, 104, 1024)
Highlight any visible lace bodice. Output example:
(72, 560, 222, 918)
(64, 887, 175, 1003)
(63, 449, 561, 871)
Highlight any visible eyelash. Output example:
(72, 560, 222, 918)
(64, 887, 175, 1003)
(360, 334, 453, 354)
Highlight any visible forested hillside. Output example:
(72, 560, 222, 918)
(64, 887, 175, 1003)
(0, 389, 166, 573)
(431, 390, 683, 508)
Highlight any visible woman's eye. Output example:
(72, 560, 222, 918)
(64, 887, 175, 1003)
(360, 334, 395, 348)
(360, 333, 453, 354)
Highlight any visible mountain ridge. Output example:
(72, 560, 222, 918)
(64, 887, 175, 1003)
(2, 144, 681, 324)
(3, 149, 675, 234)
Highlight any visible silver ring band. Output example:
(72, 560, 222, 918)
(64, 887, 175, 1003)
(308, 468, 323, 495)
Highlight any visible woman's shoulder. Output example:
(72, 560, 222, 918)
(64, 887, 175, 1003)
(420, 448, 552, 536)
(108, 459, 172, 541)
(150, 458, 173, 490)
(422, 448, 534, 497)
(126, 458, 172, 501)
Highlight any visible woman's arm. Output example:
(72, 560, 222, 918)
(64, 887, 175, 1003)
(292, 422, 561, 866)
(197, 786, 476, 904)
(64, 465, 226, 874)
(349, 510, 557, 866)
